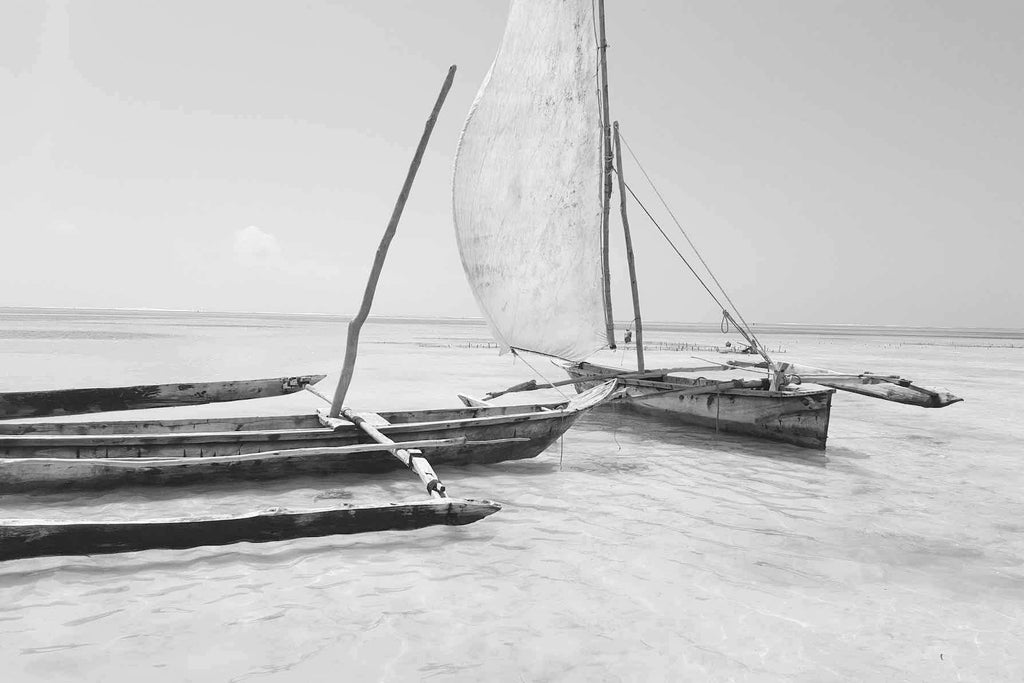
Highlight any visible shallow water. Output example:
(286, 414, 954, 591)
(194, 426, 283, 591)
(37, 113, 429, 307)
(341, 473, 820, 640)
(1, 309, 1022, 681)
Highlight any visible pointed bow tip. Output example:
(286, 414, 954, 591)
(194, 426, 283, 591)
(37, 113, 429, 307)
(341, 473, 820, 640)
(445, 498, 502, 526)
(931, 392, 964, 408)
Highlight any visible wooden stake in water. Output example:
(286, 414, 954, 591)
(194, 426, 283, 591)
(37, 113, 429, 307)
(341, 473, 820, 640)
(329, 66, 457, 417)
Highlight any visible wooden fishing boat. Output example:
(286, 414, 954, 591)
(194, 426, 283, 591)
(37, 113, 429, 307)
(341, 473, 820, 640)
(0, 65, 615, 561)
(563, 361, 833, 449)
(0, 382, 613, 493)
(0, 374, 326, 420)
(451, 0, 960, 449)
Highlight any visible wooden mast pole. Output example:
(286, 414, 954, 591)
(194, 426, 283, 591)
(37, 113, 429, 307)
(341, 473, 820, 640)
(612, 121, 644, 372)
(329, 66, 457, 417)
(597, 0, 616, 349)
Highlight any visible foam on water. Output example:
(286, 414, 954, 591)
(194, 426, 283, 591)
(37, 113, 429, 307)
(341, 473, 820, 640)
(0, 310, 1022, 681)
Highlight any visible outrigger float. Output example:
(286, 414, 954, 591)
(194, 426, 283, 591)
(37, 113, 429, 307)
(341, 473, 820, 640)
(0, 66, 614, 562)
(0, 374, 325, 420)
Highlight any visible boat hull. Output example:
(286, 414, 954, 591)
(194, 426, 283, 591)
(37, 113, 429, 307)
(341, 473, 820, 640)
(0, 385, 615, 492)
(0, 499, 501, 561)
(0, 374, 327, 420)
(565, 363, 834, 449)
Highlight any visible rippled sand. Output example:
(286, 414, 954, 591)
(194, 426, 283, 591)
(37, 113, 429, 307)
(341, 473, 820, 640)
(1, 311, 1021, 681)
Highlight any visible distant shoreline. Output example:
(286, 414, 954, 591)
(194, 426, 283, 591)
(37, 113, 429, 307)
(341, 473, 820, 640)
(1, 306, 1021, 340)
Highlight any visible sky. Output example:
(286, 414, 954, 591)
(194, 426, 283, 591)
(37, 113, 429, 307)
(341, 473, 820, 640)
(1, 0, 1020, 328)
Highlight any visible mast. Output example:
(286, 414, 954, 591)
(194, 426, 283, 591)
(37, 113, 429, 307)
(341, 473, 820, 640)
(612, 121, 644, 372)
(597, 0, 616, 349)
(330, 66, 457, 417)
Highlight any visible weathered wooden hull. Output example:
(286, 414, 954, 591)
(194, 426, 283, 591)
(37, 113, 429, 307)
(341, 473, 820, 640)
(565, 363, 834, 449)
(0, 382, 615, 492)
(0, 499, 501, 561)
(0, 374, 327, 420)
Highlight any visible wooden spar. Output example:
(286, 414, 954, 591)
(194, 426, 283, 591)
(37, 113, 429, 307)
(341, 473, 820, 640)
(481, 365, 733, 400)
(329, 65, 457, 417)
(597, 0, 616, 349)
(330, 409, 447, 499)
(613, 121, 644, 372)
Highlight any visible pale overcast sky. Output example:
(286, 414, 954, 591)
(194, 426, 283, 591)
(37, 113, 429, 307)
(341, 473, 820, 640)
(1, 1, 1020, 328)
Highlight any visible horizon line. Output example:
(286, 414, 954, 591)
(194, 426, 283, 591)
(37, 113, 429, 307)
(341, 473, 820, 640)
(0, 305, 1021, 333)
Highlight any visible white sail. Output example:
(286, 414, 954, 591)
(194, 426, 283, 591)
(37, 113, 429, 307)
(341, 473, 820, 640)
(452, 0, 606, 361)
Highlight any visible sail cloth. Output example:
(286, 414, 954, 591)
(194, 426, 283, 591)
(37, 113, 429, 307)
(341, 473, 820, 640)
(452, 0, 607, 361)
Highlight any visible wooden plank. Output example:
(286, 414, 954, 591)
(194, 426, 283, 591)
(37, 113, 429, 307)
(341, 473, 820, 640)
(0, 499, 502, 561)
(0, 374, 326, 420)
(4, 426, 339, 448)
(481, 365, 729, 400)
(330, 66, 457, 415)
(616, 378, 767, 394)
(0, 437, 536, 493)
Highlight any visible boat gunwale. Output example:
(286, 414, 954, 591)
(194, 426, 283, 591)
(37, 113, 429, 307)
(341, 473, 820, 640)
(566, 365, 835, 400)
(0, 403, 579, 447)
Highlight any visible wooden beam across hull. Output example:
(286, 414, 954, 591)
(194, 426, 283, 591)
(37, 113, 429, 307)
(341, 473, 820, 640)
(564, 362, 834, 450)
(0, 499, 501, 561)
(0, 374, 327, 420)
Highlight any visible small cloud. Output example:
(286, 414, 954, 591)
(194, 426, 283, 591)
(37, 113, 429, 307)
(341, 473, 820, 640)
(50, 221, 79, 236)
(233, 225, 281, 265)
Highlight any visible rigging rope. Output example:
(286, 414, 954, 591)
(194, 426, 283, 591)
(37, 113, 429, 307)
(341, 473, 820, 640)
(610, 133, 770, 368)
(617, 131, 772, 361)
(618, 178, 729, 312)
(511, 348, 571, 401)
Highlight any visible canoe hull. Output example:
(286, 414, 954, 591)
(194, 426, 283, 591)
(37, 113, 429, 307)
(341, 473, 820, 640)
(0, 397, 603, 492)
(0, 374, 327, 420)
(565, 363, 834, 449)
(0, 499, 501, 561)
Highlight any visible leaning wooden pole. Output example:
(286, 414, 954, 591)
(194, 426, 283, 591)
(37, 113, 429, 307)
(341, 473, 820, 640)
(329, 66, 457, 417)
(597, 0, 616, 349)
(612, 121, 644, 372)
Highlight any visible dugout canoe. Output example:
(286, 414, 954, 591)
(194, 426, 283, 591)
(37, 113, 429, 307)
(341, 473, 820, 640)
(0, 374, 327, 420)
(0, 498, 501, 561)
(0, 381, 616, 492)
